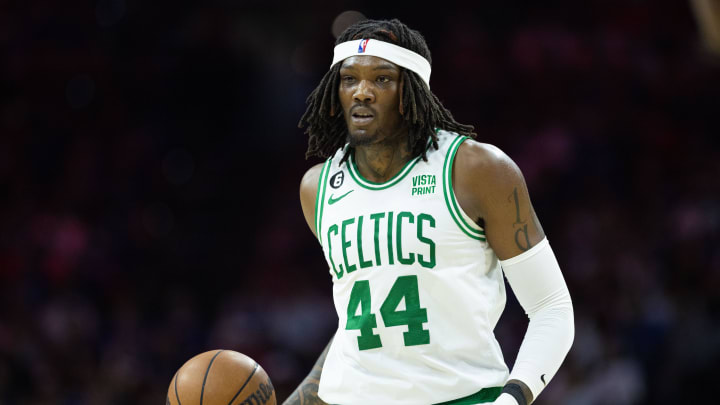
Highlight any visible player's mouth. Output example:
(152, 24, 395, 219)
(350, 107, 375, 126)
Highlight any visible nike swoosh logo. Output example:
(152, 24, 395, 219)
(328, 190, 354, 205)
(541, 374, 547, 385)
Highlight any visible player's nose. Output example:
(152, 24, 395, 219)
(353, 80, 375, 103)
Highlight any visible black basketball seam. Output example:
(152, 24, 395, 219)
(174, 371, 182, 405)
(200, 350, 225, 405)
(227, 363, 258, 405)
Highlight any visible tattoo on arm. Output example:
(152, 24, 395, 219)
(282, 343, 331, 405)
(510, 187, 532, 251)
(284, 369, 325, 405)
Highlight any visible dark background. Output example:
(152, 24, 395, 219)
(1, 1, 719, 404)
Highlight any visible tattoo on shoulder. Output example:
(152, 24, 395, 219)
(510, 187, 532, 251)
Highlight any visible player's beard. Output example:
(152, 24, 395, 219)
(346, 125, 407, 148)
(346, 129, 378, 147)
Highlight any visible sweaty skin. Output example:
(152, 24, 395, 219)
(338, 55, 413, 183)
(290, 55, 542, 405)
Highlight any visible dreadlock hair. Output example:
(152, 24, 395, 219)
(299, 18, 476, 163)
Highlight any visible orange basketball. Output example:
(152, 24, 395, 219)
(167, 350, 276, 405)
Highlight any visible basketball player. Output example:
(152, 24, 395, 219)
(285, 19, 574, 405)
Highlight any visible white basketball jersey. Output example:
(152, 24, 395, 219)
(315, 130, 509, 405)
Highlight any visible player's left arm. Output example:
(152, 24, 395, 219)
(453, 140, 575, 405)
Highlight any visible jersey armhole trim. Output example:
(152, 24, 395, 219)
(315, 159, 332, 245)
(442, 135, 487, 241)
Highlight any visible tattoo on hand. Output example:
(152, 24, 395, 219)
(510, 187, 532, 251)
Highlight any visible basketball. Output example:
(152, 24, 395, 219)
(167, 350, 276, 405)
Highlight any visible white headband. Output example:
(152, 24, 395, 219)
(331, 39, 431, 88)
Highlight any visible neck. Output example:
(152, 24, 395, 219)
(353, 137, 412, 183)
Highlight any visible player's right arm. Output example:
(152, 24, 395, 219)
(299, 163, 325, 239)
(282, 163, 331, 405)
(282, 339, 332, 405)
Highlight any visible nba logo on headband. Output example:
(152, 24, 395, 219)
(332, 38, 432, 88)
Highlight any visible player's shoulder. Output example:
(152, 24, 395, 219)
(299, 162, 327, 238)
(300, 162, 326, 196)
(455, 138, 523, 183)
(452, 139, 529, 222)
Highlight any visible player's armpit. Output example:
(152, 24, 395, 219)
(452, 140, 545, 260)
(282, 339, 332, 405)
(299, 163, 326, 239)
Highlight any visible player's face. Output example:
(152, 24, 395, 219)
(338, 56, 405, 147)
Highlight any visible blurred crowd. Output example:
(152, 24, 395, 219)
(1, 1, 718, 404)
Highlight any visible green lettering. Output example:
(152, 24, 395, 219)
(357, 216, 372, 269)
(347, 276, 431, 351)
(380, 275, 429, 346)
(417, 214, 436, 269)
(387, 212, 394, 265)
(370, 213, 385, 266)
(346, 280, 382, 350)
(396, 211, 415, 265)
(341, 218, 357, 273)
(327, 224, 342, 278)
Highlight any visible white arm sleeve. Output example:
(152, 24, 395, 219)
(499, 238, 574, 402)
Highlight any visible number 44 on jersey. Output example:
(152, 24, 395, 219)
(346, 275, 430, 350)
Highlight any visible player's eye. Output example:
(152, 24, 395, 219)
(341, 75, 356, 84)
(377, 76, 390, 83)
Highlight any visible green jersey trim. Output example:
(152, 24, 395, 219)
(442, 135, 486, 241)
(434, 386, 502, 404)
(345, 139, 433, 190)
(315, 159, 332, 245)
(347, 152, 423, 190)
